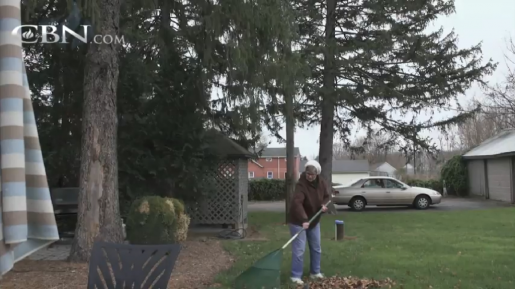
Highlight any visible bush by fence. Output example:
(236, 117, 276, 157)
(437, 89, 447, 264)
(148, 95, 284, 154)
(249, 179, 285, 201)
(125, 196, 190, 244)
(405, 178, 443, 193)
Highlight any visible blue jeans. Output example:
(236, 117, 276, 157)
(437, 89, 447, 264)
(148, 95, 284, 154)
(288, 223, 322, 278)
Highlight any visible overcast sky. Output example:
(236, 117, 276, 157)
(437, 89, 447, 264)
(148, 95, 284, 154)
(266, 0, 515, 158)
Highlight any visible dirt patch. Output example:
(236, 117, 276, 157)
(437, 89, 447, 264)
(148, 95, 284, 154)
(0, 240, 233, 289)
(170, 240, 234, 288)
(0, 261, 87, 288)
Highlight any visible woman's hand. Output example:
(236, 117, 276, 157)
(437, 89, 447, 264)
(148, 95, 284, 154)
(322, 205, 328, 212)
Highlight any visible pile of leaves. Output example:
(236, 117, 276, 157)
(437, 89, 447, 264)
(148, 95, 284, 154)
(296, 276, 396, 288)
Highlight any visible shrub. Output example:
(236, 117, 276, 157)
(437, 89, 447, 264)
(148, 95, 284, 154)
(125, 196, 190, 244)
(405, 178, 443, 193)
(249, 179, 285, 201)
(441, 155, 468, 196)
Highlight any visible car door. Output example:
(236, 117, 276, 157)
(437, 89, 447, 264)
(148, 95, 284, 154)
(384, 179, 411, 204)
(360, 179, 388, 204)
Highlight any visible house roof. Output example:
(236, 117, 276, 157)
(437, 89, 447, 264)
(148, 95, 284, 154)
(370, 162, 386, 170)
(332, 159, 369, 173)
(372, 162, 397, 172)
(463, 129, 515, 159)
(258, 147, 300, 157)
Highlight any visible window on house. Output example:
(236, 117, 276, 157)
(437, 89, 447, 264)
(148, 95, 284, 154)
(267, 171, 273, 179)
(248, 171, 254, 178)
(265, 158, 272, 162)
(284, 172, 287, 179)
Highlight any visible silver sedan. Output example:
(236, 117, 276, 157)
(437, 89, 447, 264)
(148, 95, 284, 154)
(331, 176, 442, 211)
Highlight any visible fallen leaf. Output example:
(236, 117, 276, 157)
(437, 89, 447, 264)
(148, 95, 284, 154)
(296, 276, 395, 288)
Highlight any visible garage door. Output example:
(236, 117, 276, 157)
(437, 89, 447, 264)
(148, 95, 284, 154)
(487, 158, 512, 202)
(468, 160, 486, 196)
(332, 173, 369, 185)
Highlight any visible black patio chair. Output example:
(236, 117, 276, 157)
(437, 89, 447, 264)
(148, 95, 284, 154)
(87, 241, 181, 289)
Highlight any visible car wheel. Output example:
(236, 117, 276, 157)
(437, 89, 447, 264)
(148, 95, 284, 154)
(414, 195, 430, 210)
(349, 197, 366, 211)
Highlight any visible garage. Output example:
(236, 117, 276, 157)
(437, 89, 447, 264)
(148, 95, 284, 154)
(463, 129, 515, 203)
(467, 159, 486, 196)
(331, 160, 370, 185)
(486, 158, 512, 202)
(332, 172, 370, 184)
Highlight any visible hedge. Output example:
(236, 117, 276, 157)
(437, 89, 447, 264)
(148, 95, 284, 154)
(249, 179, 285, 201)
(249, 178, 445, 201)
(405, 178, 443, 193)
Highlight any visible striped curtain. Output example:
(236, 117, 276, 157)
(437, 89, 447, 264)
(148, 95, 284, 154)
(0, 0, 59, 276)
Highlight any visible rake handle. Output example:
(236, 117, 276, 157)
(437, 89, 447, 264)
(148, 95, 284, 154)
(281, 200, 332, 249)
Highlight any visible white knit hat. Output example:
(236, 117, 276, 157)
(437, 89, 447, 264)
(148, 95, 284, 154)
(305, 160, 321, 174)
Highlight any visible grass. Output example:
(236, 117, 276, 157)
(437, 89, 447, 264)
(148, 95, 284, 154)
(215, 208, 515, 288)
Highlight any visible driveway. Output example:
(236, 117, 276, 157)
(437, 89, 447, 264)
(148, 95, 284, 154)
(248, 197, 513, 213)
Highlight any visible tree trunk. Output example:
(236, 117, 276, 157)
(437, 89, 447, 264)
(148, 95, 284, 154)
(68, 0, 124, 262)
(319, 0, 337, 214)
(285, 73, 295, 224)
(159, 0, 173, 199)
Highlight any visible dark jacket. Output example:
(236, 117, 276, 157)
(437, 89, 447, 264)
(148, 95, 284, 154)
(289, 172, 330, 228)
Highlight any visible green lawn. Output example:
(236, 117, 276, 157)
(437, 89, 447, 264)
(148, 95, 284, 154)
(215, 208, 515, 288)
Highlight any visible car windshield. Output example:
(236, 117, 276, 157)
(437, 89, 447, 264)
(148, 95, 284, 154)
(394, 179, 409, 187)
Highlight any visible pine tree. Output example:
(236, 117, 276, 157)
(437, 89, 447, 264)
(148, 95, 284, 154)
(295, 0, 496, 182)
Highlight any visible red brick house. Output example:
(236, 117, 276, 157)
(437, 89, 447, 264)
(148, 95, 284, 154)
(248, 147, 301, 180)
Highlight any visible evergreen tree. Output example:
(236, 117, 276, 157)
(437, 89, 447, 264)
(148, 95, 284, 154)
(24, 0, 302, 261)
(295, 0, 496, 183)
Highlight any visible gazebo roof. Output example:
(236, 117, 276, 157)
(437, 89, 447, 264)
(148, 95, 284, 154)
(206, 129, 254, 159)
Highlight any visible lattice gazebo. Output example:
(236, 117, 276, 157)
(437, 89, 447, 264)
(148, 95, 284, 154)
(187, 130, 253, 229)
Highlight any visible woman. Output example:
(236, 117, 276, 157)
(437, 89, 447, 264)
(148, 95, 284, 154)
(288, 160, 330, 285)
